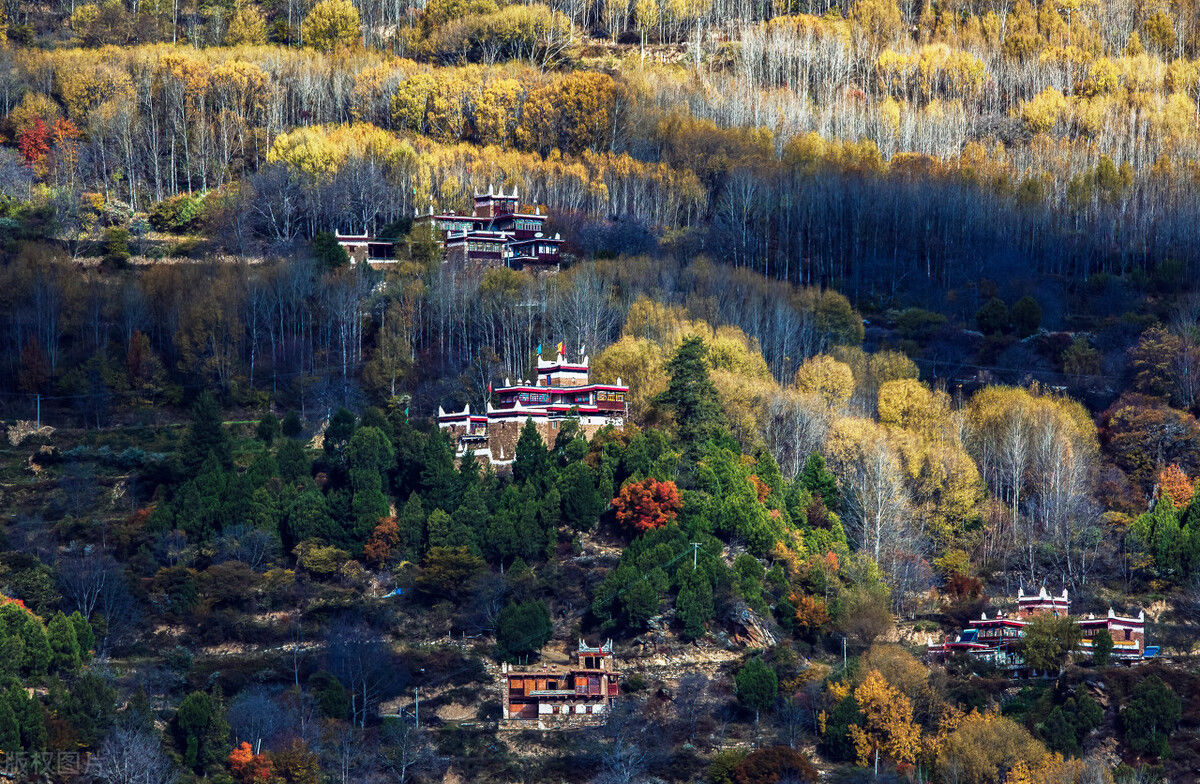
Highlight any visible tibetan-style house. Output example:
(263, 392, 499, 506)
(927, 587, 1151, 674)
(502, 640, 621, 722)
(436, 346, 628, 467)
(336, 186, 562, 272)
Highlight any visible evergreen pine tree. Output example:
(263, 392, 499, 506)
(256, 412, 281, 444)
(495, 600, 552, 663)
(1093, 629, 1113, 666)
(0, 699, 19, 756)
(538, 487, 562, 557)
(59, 670, 116, 747)
(281, 410, 304, 438)
(183, 392, 231, 473)
(0, 635, 23, 679)
(676, 569, 714, 639)
(286, 487, 339, 548)
(323, 408, 358, 464)
(19, 615, 50, 676)
(560, 462, 603, 531)
(419, 431, 459, 512)
(175, 690, 231, 775)
(312, 231, 349, 270)
(451, 485, 488, 553)
(46, 612, 80, 673)
(396, 492, 426, 560)
(514, 419, 551, 487)
(657, 336, 726, 454)
(345, 426, 395, 547)
(425, 509, 454, 549)
(735, 657, 778, 723)
(276, 438, 311, 484)
(7, 683, 45, 752)
(799, 453, 839, 510)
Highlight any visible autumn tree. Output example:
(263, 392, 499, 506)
(612, 477, 682, 533)
(229, 741, 272, 783)
(364, 517, 401, 568)
(1157, 464, 1193, 509)
(793, 355, 854, 408)
(732, 746, 819, 784)
(848, 669, 921, 772)
(937, 710, 1047, 784)
(516, 72, 623, 156)
(302, 0, 361, 51)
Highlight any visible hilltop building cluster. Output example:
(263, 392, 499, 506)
(437, 346, 628, 467)
(927, 587, 1154, 674)
(336, 186, 562, 273)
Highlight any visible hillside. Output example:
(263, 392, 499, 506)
(0, 0, 1199, 782)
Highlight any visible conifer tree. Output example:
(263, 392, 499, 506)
(676, 569, 714, 639)
(346, 426, 395, 546)
(657, 336, 725, 455)
(735, 656, 778, 723)
(47, 612, 80, 673)
(0, 699, 19, 756)
(451, 484, 488, 553)
(396, 492, 426, 560)
(799, 453, 839, 510)
(495, 600, 552, 663)
(277, 438, 311, 484)
(514, 419, 551, 487)
(559, 462, 603, 531)
(19, 615, 50, 677)
(184, 392, 231, 473)
(68, 611, 93, 661)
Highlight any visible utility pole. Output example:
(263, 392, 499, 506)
(414, 687, 420, 731)
(35, 394, 40, 428)
(690, 542, 701, 571)
(842, 636, 847, 670)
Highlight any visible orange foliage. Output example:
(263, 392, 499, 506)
(1157, 463, 1193, 508)
(229, 742, 272, 784)
(363, 516, 400, 567)
(749, 474, 771, 502)
(612, 478, 682, 532)
(0, 596, 34, 616)
(791, 594, 831, 630)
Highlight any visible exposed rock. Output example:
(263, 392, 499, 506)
(729, 601, 776, 649)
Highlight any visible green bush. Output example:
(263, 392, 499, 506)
(148, 193, 206, 233)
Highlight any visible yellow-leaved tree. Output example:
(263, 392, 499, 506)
(225, 3, 268, 45)
(848, 669, 922, 770)
(302, 0, 361, 51)
(936, 709, 1047, 783)
(793, 355, 855, 408)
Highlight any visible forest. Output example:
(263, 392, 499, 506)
(0, 0, 1198, 781)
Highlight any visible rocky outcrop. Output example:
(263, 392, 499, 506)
(729, 601, 776, 649)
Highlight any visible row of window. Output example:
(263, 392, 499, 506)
(537, 244, 558, 255)
(469, 242, 502, 253)
(515, 219, 542, 231)
(597, 390, 625, 402)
